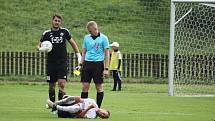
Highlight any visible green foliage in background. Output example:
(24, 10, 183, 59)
(0, 0, 170, 54)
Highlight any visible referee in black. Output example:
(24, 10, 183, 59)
(37, 14, 81, 103)
(80, 21, 110, 108)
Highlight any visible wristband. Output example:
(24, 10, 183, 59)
(76, 53, 81, 58)
(76, 53, 82, 64)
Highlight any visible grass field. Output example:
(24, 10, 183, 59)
(0, 83, 215, 121)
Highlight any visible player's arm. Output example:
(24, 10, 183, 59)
(37, 42, 41, 50)
(117, 52, 122, 71)
(80, 48, 86, 65)
(78, 104, 96, 118)
(103, 36, 110, 77)
(68, 37, 80, 53)
(68, 37, 82, 64)
(103, 48, 110, 77)
(104, 48, 110, 69)
(117, 60, 121, 71)
(38, 31, 46, 51)
(80, 37, 87, 66)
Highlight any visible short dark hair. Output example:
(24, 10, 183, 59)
(106, 110, 110, 118)
(101, 109, 110, 119)
(52, 14, 62, 20)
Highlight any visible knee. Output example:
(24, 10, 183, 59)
(58, 82, 66, 89)
(82, 86, 88, 91)
(75, 97, 81, 103)
(82, 84, 89, 92)
(96, 84, 103, 92)
(59, 84, 65, 89)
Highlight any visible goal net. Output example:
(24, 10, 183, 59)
(169, 0, 215, 96)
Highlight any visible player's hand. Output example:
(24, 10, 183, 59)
(78, 110, 85, 118)
(37, 46, 40, 51)
(75, 65, 82, 70)
(103, 70, 109, 78)
(73, 66, 81, 76)
(38, 47, 47, 52)
(90, 104, 97, 108)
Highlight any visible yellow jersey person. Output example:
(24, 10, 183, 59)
(109, 42, 122, 91)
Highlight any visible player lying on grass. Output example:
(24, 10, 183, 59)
(46, 95, 110, 119)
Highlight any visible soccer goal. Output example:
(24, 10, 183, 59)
(169, 0, 215, 96)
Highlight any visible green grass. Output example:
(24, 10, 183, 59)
(0, 75, 168, 84)
(0, 83, 215, 121)
(0, 0, 170, 54)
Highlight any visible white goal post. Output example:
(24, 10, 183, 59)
(169, 0, 215, 96)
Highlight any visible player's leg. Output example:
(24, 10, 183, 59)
(47, 99, 81, 113)
(116, 71, 122, 91)
(47, 74, 58, 112)
(47, 62, 57, 102)
(55, 96, 81, 105)
(112, 70, 117, 91)
(49, 82, 56, 102)
(95, 83, 103, 108)
(81, 61, 93, 98)
(93, 61, 104, 108)
(57, 62, 68, 100)
(81, 82, 90, 98)
(56, 104, 81, 113)
(58, 79, 66, 100)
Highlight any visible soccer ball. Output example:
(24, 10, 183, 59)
(39, 41, 53, 52)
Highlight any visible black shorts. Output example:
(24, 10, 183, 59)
(81, 61, 104, 84)
(46, 61, 68, 82)
(57, 104, 78, 118)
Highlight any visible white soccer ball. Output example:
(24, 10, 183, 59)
(39, 41, 53, 52)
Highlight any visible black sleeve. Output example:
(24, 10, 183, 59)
(117, 59, 121, 70)
(40, 32, 47, 42)
(65, 29, 72, 40)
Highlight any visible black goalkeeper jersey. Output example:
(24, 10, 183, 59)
(40, 28, 72, 62)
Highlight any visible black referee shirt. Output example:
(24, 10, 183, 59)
(40, 28, 72, 62)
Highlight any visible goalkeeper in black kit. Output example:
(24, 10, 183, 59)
(37, 14, 81, 108)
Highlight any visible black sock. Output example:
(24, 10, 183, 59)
(81, 92, 88, 98)
(49, 90, 55, 102)
(97, 92, 104, 108)
(58, 90, 66, 100)
(52, 105, 57, 111)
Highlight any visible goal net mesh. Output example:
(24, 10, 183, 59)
(173, 2, 215, 96)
